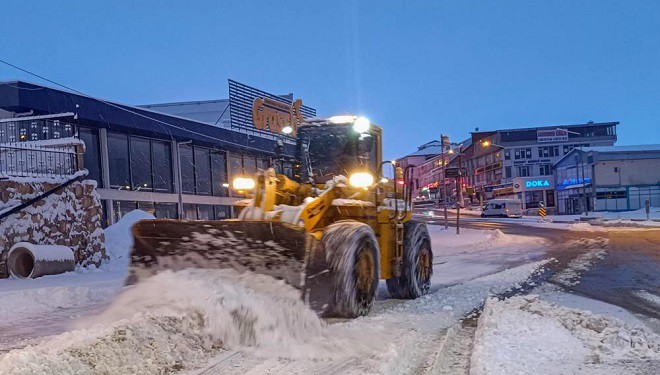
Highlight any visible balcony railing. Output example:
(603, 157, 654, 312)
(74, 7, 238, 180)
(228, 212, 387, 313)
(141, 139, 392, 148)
(0, 145, 79, 179)
(0, 118, 76, 144)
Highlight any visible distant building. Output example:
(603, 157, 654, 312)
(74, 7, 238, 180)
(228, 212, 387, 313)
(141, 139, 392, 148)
(467, 122, 618, 212)
(554, 145, 660, 214)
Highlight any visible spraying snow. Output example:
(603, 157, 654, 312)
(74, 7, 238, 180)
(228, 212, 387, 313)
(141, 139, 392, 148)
(0, 269, 381, 374)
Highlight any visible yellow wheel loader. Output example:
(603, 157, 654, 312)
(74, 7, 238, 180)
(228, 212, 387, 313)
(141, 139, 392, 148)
(130, 116, 433, 318)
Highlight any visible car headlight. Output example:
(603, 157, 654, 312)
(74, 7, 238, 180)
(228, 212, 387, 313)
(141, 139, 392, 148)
(232, 177, 256, 190)
(349, 172, 374, 188)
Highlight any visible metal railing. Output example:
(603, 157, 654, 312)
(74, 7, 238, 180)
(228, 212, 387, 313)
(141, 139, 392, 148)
(0, 145, 78, 179)
(0, 118, 76, 144)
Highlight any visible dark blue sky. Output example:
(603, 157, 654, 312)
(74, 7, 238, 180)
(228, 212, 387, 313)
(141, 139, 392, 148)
(1, 1, 658, 160)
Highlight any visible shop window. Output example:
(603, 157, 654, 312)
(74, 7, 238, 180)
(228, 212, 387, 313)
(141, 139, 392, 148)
(211, 151, 228, 197)
(130, 137, 152, 191)
(194, 147, 212, 195)
(546, 190, 555, 207)
(152, 140, 173, 193)
(113, 200, 137, 223)
(244, 156, 257, 174)
(179, 145, 195, 194)
(214, 205, 231, 219)
(137, 201, 155, 215)
(108, 132, 130, 189)
(228, 153, 243, 178)
(183, 203, 197, 220)
(197, 204, 214, 220)
(154, 203, 178, 219)
(78, 127, 102, 185)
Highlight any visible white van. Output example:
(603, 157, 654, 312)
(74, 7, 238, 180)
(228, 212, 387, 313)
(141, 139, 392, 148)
(481, 199, 523, 218)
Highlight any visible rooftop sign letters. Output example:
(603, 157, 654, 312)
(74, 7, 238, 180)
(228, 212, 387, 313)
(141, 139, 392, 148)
(537, 129, 569, 143)
(228, 80, 316, 137)
(252, 97, 304, 136)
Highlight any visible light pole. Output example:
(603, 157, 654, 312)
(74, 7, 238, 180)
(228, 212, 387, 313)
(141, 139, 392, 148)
(448, 144, 464, 235)
(440, 134, 449, 229)
(560, 128, 588, 216)
(479, 139, 505, 202)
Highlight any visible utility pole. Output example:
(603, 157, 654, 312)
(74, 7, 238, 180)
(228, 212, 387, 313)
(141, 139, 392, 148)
(456, 144, 463, 235)
(441, 134, 448, 229)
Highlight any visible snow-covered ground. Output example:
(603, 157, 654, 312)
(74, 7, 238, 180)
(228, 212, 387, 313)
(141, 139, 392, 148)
(471, 295, 659, 375)
(0, 215, 554, 374)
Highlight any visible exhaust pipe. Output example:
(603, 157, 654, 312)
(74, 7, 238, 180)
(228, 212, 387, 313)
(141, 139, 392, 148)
(7, 243, 75, 279)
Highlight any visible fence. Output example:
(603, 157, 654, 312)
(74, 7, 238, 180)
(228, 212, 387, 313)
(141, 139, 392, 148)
(0, 145, 78, 179)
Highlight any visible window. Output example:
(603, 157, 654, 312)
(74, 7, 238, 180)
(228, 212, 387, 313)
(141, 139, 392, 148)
(546, 190, 555, 207)
(504, 152, 510, 160)
(154, 203, 178, 219)
(504, 166, 512, 178)
(518, 166, 531, 177)
(183, 203, 197, 220)
(538, 146, 560, 158)
(214, 205, 231, 219)
(108, 132, 130, 189)
(78, 127, 102, 185)
(539, 165, 552, 176)
(179, 145, 195, 193)
(243, 156, 257, 174)
(197, 205, 214, 220)
(137, 201, 155, 215)
(151, 140, 173, 193)
(194, 147, 212, 195)
(113, 200, 136, 223)
(211, 151, 228, 197)
(130, 137, 152, 191)
(514, 148, 532, 160)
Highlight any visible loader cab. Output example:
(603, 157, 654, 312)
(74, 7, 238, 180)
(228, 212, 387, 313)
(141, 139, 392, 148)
(293, 118, 382, 184)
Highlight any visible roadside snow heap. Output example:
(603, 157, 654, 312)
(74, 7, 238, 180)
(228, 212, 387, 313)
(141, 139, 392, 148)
(0, 269, 377, 374)
(0, 177, 106, 277)
(471, 295, 660, 375)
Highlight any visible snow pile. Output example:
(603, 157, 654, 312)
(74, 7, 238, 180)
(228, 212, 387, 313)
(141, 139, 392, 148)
(0, 269, 379, 374)
(471, 295, 660, 375)
(551, 238, 608, 286)
(485, 229, 509, 245)
(102, 209, 154, 270)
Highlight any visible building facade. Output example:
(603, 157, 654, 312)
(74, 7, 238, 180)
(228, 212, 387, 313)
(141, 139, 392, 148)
(0, 80, 315, 226)
(554, 145, 660, 214)
(467, 122, 618, 211)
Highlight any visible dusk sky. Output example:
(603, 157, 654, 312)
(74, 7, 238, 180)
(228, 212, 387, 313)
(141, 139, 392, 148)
(1, 0, 659, 160)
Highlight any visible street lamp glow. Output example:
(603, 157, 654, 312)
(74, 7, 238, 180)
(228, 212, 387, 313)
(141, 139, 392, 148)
(282, 125, 293, 134)
(481, 140, 492, 147)
(353, 116, 370, 133)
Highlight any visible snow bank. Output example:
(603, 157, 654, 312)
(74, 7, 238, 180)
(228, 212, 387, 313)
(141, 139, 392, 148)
(0, 269, 380, 374)
(102, 210, 155, 270)
(471, 295, 660, 375)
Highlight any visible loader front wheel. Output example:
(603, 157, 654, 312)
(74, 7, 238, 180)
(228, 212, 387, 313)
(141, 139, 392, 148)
(386, 221, 433, 299)
(322, 221, 380, 318)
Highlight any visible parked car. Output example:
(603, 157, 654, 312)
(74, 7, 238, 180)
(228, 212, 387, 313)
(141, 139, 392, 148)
(481, 199, 523, 218)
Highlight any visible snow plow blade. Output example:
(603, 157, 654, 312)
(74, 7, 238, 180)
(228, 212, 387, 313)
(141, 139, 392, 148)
(129, 219, 334, 314)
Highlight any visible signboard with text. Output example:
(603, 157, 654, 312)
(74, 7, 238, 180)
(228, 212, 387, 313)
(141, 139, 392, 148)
(228, 80, 316, 137)
(513, 176, 556, 192)
(537, 129, 569, 143)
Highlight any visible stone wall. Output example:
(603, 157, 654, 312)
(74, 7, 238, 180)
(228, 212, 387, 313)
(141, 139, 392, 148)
(0, 178, 106, 278)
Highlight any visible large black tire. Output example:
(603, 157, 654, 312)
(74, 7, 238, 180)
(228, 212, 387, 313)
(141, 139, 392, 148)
(322, 221, 381, 318)
(386, 221, 433, 299)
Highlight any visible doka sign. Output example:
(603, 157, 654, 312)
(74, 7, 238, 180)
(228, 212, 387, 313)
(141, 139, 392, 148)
(513, 177, 555, 192)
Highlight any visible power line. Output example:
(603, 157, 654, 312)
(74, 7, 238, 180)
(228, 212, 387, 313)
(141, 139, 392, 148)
(0, 58, 274, 154)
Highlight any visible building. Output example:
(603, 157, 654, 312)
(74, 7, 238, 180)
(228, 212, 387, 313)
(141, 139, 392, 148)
(468, 122, 618, 212)
(0, 79, 316, 226)
(554, 145, 660, 214)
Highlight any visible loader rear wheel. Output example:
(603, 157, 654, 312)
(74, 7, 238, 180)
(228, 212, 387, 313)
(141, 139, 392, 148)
(386, 221, 433, 299)
(322, 221, 380, 318)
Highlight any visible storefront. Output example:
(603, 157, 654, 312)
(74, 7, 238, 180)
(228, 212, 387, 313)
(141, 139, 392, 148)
(512, 176, 556, 210)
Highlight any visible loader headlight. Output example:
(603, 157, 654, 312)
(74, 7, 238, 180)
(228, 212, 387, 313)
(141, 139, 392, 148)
(232, 177, 256, 190)
(349, 172, 374, 188)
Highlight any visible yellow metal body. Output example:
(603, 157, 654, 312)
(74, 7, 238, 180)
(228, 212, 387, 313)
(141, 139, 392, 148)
(237, 123, 411, 280)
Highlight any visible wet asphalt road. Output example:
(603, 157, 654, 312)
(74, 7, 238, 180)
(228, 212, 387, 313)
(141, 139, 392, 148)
(415, 212, 660, 320)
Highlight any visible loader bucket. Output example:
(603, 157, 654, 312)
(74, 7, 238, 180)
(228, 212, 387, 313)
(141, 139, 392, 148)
(128, 219, 334, 315)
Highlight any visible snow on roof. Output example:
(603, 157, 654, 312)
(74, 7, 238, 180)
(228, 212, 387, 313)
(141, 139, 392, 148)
(580, 144, 660, 153)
